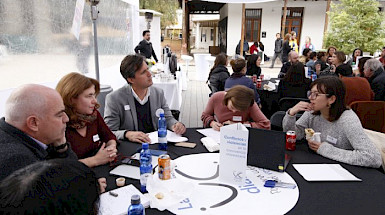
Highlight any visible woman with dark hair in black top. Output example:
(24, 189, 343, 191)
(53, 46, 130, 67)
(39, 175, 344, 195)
(278, 62, 311, 100)
(246, 54, 262, 77)
(207, 53, 230, 94)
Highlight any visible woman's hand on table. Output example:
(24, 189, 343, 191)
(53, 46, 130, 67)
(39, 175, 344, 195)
(289, 101, 312, 116)
(172, 122, 186, 134)
(93, 142, 117, 165)
(125, 131, 151, 143)
(98, 177, 107, 193)
(307, 139, 323, 152)
(210, 121, 223, 131)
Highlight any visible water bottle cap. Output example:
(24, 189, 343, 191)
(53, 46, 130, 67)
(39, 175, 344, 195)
(142, 143, 149, 149)
(131, 194, 141, 204)
(160, 113, 165, 117)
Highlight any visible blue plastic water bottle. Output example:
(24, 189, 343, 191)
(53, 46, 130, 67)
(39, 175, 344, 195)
(127, 194, 145, 215)
(140, 143, 152, 193)
(158, 113, 167, 150)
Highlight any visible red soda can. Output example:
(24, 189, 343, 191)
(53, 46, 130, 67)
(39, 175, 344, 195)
(286, 131, 296, 151)
(256, 79, 262, 88)
(252, 75, 257, 83)
(158, 154, 171, 180)
(260, 74, 264, 81)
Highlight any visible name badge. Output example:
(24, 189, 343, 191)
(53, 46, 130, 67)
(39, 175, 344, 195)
(233, 116, 242, 122)
(124, 105, 130, 110)
(326, 135, 337, 145)
(93, 134, 100, 142)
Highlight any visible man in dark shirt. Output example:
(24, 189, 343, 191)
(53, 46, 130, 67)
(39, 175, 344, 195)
(278, 51, 299, 78)
(364, 59, 385, 101)
(104, 54, 186, 143)
(0, 84, 77, 181)
(134, 30, 158, 62)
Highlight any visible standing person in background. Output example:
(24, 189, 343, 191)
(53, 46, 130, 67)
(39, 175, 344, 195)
(56, 73, 118, 168)
(300, 36, 315, 54)
(235, 39, 249, 56)
(289, 31, 299, 54)
(282, 33, 292, 63)
(207, 53, 230, 95)
(135, 30, 158, 63)
(270, 33, 283, 68)
(76, 25, 92, 74)
(326, 46, 337, 65)
(246, 54, 262, 77)
(347, 48, 363, 66)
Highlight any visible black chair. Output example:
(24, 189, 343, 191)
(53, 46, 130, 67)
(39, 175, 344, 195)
(270, 111, 303, 131)
(279, 97, 310, 111)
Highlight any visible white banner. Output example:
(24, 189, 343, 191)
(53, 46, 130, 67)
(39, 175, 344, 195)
(71, 0, 85, 40)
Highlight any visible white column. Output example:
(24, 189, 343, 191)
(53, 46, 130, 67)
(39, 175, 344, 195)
(195, 22, 200, 49)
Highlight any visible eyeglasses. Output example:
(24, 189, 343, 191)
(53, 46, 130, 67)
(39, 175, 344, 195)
(307, 91, 329, 99)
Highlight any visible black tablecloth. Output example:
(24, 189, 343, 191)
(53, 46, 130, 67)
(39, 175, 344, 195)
(257, 78, 280, 119)
(94, 129, 385, 215)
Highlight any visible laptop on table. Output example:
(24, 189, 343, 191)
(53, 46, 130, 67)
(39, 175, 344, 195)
(247, 128, 291, 172)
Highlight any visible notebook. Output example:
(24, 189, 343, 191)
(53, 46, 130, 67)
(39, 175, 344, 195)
(247, 128, 291, 172)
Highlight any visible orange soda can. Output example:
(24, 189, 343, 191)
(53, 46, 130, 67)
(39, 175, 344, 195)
(158, 154, 171, 180)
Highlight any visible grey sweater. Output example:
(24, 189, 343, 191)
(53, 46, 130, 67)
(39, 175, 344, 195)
(283, 110, 382, 168)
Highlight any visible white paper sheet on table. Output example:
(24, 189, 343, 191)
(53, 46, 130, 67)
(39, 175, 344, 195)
(196, 128, 220, 143)
(147, 130, 188, 144)
(109, 154, 158, 180)
(293, 164, 361, 181)
(98, 184, 150, 215)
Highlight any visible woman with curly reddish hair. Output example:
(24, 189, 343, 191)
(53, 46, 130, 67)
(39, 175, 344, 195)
(56, 72, 117, 167)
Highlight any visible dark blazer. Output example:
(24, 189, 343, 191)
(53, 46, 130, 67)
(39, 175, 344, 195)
(104, 84, 177, 140)
(282, 41, 291, 63)
(134, 39, 158, 62)
(368, 67, 385, 101)
(0, 118, 77, 181)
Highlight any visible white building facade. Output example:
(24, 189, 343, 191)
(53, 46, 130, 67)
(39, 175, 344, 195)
(218, 1, 385, 57)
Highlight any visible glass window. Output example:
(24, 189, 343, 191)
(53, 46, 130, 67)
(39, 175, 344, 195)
(0, 0, 136, 91)
(244, 9, 262, 42)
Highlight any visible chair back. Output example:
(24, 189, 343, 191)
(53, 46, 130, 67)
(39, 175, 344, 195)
(350, 101, 385, 133)
(279, 97, 310, 111)
(270, 111, 302, 131)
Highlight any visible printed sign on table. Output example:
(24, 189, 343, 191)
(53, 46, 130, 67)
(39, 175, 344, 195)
(219, 123, 248, 186)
